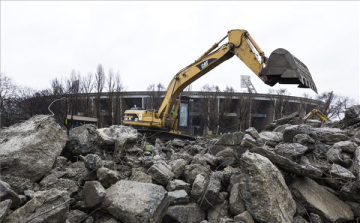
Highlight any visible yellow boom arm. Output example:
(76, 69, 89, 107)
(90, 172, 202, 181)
(157, 29, 268, 128)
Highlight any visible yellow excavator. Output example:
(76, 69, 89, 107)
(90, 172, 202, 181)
(124, 29, 317, 136)
(304, 109, 329, 123)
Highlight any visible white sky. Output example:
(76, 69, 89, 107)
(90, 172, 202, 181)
(1, 1, 359, 102)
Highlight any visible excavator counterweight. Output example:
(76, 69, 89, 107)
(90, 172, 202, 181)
(260, 48, 317, 93)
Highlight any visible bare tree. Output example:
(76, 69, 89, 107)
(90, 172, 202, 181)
(317, 91, 355, 120)
(219, 86, 236, 132)
(237, 93, 253, 131)
(199, 84, 220, 134)
(81, 72, 94, 117)
(64, 70, 81, 130)
(146, 83, 165, 110)
(106, 69, 116, 126)
(268, 88, 292, 120)
(0, 73, 17, 127)
(114, 71, 124, 125)
(94, 64, 105, 127)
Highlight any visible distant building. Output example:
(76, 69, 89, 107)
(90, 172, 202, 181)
(74, 91, 321, 136)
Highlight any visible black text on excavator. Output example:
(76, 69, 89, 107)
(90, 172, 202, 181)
(123, 29, 317, 135)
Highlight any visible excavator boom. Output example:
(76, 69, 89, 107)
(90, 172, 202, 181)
(123, 29, 317, 132)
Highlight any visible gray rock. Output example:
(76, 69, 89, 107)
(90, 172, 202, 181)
(273, 124, 291, 133)
(66, 124, 100, 155)
(229, 183, 245, 215)
(216, 147, 236, 167)
(234, 211, 255, 223)
(54, 156, 68, 169)
(239, 151, 296, 223)
(245, 127, 260, 139)
(258, 131, 283, 147)
(291, 177, 354, 222)
(41, 178, 78, 196)
(0, 180, 20, 208)
(274, 143, 308, 159)
(84, 181, 106, 208)
(168, 190, 189, 205)
(97, 125, 138, 147)
(130, 168, 153, 183)
(293, 134, 316, 149)
(103, 180, 170, 223)
(64, 161, 96, 183)
(309, 213, 323, 223)
(191, 174, 207, 202)
(333, 141, 358, 153)
(336, 105, 360, 128)
(216, 132, 244, 146)
(164, 204, 206, 223)
(0, 200, 12, 222)
(207, 201, 231, 223)
(240, 134, 257, 149)
(345, 201, 360, 217)
(167, 180, 191, 194)
(147, 163, 175, 186)
(172, 139, 185, 147)
(202, 153, 218, 167)
(67, 209, 87, 223)
(3, 188, 70, 223)
(283, 125, 313, 143)
(250, 146, 323, 178)
(199, 173, 221, 210)
(23, 189, 34, 200)
(18, 195, 27, 206)
(326, 147, 344, 165)
(96, 215, 121, 223)
(293, 216, 309, 223)
(170, 159, 188, 179)
(84, 216, 94, 223)
(82, 154, 103, 170)
(329, 164, 355, 180)
(184, 164, 211, 185)
(0, 115, 67, 182)
(97, 167, 121, 188)
(313, 127, 348, 145)
(354, 147, 360, 177)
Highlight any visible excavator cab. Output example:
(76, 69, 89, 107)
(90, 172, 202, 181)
(260, 48, 317, 93)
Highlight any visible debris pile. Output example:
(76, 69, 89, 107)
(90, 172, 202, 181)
(1, 106, 360, 223)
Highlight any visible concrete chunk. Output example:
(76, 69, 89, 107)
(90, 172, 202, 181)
(103, 180, 170, 223)
(291, 177, 354, 222)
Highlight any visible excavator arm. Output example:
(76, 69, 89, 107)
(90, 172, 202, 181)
(157, 29, 317, 129)
(124, 29, 317, 131)
(304, 109, 329, 122)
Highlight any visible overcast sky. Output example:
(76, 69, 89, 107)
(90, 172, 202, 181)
(1, 1, 359, 102)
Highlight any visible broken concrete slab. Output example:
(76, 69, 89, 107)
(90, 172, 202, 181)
(84, 181, 106, 208)
(163, 203, 206, 223)
(0, 180, 20, 209)
(103, 180, 170, 223)
(168, 190, 189, 205)
(0, 115, 67, 182)
(3, 188, 70, 223)
(239, 151, 296, 223)
(291, 177, 354, 222)
(147, 162, 175, 186)
(97, 167, 121, 188)
(0, 200, 12, 222)
(229, 183, 245, 216)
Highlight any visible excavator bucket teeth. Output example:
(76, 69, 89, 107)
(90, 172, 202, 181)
(260, 48, 317, 93)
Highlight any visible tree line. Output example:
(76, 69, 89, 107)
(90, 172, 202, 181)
(0, 67, 355, 133)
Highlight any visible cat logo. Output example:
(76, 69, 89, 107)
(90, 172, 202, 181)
(196, 58, 216, 71)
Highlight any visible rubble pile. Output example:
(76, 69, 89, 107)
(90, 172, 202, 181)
(1, 106, 360, 223)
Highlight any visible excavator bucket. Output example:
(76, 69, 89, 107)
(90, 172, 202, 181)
(260, 48, 317, 93)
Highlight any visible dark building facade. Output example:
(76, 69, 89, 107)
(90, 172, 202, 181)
(79, 91, 321, 136)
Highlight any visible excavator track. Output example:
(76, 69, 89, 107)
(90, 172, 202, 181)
(137, 129, 196, 143)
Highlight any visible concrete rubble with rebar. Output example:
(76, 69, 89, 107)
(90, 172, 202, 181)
(1, 106, 360, 223)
